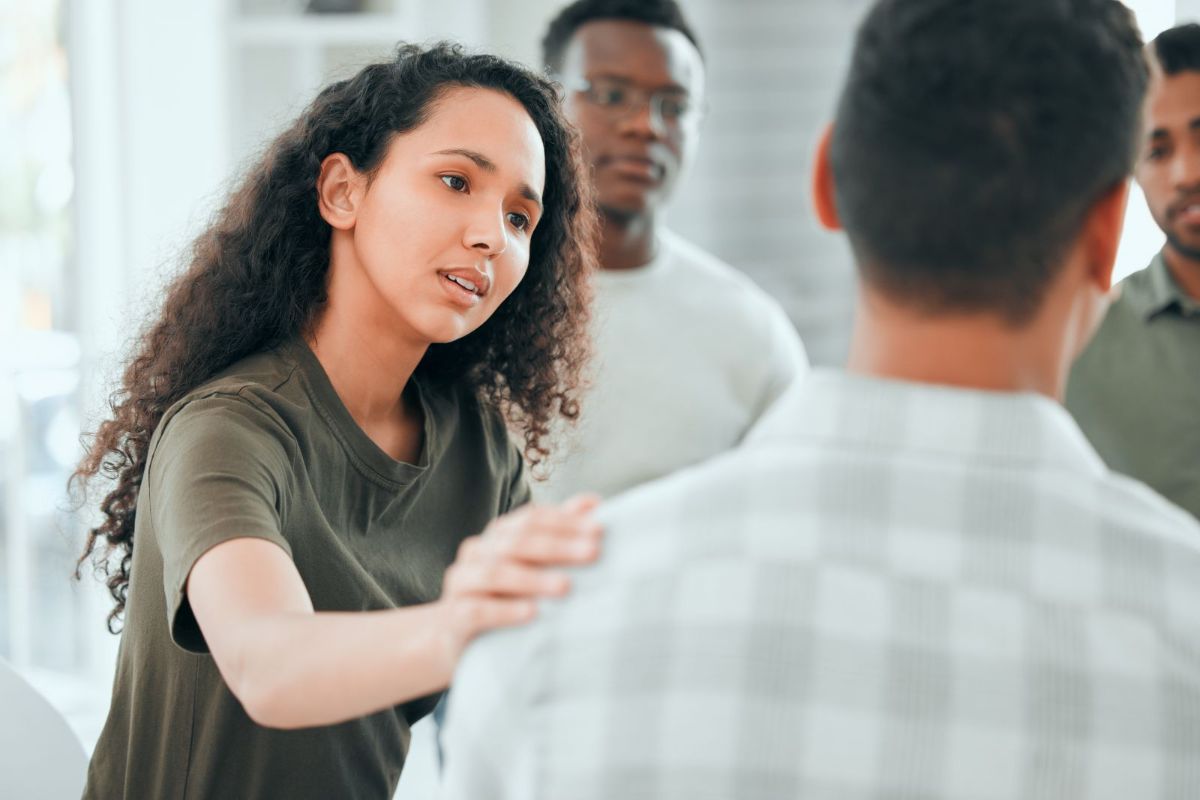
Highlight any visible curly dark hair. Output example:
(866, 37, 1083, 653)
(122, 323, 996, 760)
(73, 42, 598, 631)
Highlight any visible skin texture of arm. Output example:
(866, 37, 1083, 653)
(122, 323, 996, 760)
(187, 497, 601, 729)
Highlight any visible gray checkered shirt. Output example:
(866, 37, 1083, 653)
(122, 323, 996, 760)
(439, 370, 1200, 799)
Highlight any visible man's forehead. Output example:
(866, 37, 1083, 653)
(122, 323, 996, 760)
(562, 19, 703, 90)
(1144, 67, 1200, 131)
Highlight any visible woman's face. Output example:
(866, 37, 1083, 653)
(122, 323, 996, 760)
(335, 86, 547, 346)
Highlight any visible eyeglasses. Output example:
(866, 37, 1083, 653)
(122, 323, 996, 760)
(567, 77, 703, 134)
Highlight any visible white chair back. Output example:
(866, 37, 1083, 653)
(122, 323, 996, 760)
(0, 658, 88, 799)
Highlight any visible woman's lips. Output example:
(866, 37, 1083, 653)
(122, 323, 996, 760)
(438, 272, 484, 307)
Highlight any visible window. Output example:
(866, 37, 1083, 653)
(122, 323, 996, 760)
(1, 0, 126, 749)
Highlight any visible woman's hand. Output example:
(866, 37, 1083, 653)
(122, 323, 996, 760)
(186, 496, 601, 728)
(436, 493, 603, 660)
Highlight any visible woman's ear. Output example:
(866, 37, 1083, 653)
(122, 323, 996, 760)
(812, 123, 842, 232)
(316, 153, 363, 230)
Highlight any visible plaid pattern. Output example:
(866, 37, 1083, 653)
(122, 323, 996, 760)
(440, 370, 1200, 800)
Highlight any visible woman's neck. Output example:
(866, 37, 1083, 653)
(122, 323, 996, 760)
(307, 259, 427, 431)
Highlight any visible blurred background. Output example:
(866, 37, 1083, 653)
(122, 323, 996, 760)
(0, 0, 1190, 793)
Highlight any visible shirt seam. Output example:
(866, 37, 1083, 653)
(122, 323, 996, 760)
(283, 337, 432, 491)
(299, 379, 412, 491)
(180, 657, 198, 800)
(191, 359, 410, 492)
(187, 387, 300, 526)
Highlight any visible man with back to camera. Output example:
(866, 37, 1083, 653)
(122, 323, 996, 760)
(1066, 23, 1200, 520)
(533, 0, 809, 502)
(438, 1, 1200, 797)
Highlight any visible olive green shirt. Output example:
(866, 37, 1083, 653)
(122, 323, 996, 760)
(1067, 252, 1200, 520)
(84, 340, 529, 799)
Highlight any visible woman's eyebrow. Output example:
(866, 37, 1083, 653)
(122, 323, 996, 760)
(433, 147, 543, 211)
(435, 147, 497, 172)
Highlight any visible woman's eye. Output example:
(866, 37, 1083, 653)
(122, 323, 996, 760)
(441, 175, 468, 192)
(507, 211, 530, 231)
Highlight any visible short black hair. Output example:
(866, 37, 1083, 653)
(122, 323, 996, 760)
(830, 0, 1147, 325)
(1151, 23, 1200, 75)
(541, 0, 703, 74)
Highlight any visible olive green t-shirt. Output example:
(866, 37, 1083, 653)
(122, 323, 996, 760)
(1067, 251, 1200, 520)
(84, 339, 530, 799)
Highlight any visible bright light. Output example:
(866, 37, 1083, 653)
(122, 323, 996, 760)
(1124, 0, 1175, 40)
(1116, 185, 1165, 283)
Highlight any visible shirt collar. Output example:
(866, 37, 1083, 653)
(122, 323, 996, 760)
(1136, 251, 1200, 320)
(746, 369, 1107, 477)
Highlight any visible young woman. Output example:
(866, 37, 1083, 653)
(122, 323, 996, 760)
(73, 43, 598, 799)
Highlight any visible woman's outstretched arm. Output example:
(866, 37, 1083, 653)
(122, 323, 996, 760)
(187, 496, 601, 729)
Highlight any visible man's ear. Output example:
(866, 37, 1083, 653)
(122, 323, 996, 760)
(1081, 179, 1130, 293)
(316, 153, 363, 231)
(812, 123, 842, 232)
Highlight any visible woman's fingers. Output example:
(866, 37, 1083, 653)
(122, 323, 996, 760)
(507, 532, 600, 565)
(500, 503, 601, 537)
(482, 504, 603, 562)
(438, 497, 605, 652)
(559, 492, 602, 515)
(443, 498, 603, 614)
(445, 560, 571, 598)
(449, 597, 539, 639)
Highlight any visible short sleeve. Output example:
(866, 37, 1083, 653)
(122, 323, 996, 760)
(146, 394, 295, 653)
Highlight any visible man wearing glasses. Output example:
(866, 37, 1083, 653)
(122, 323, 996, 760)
(533, 0, 809, 502)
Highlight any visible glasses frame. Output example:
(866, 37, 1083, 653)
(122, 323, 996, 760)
(564, 77, 706, 136)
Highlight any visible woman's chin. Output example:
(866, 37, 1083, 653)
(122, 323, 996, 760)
(418, 316, 481, 346)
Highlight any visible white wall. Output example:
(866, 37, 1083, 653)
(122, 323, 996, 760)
(667, 0, 864, 364)
(1178, 0, 1200, 20)
(76, 0, 1194, 373)
(116, 3, 230, 325)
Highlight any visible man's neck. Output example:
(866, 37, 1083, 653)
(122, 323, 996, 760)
(846, 291, 1070, 400)
(1161, 245, 1200, 302)
(599, 210, 659, 271)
